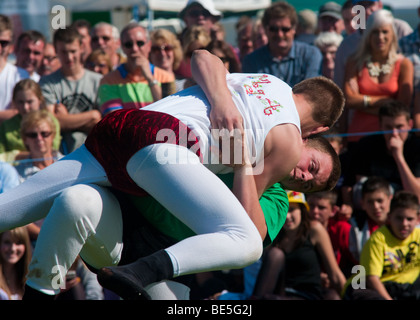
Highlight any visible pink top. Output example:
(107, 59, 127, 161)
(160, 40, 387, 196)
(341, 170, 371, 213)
(347, 58, 401, 142)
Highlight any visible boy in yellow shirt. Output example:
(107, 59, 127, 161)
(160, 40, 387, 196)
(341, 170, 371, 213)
(360, 191, 420, 300)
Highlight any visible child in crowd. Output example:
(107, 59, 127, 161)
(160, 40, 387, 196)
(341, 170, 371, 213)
(252, 191, 346, 300)
(0, 227, 32, 300)
(348, 176, 393, 263)
(345, 191, 420, 300)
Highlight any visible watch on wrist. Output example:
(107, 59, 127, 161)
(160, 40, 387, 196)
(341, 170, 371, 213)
(148, 79, 159, 86)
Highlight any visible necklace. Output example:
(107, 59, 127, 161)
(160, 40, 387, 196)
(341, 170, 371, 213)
(366, 55, 395, 77)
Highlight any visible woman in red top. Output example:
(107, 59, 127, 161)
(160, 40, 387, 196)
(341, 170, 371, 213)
(342, 9, 413, 146)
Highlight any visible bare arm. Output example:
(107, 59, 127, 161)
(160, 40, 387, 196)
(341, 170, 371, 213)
(52, 103, 101, 133)
(254, 124, 302, 197)
(366, 275, 393, 300)
(396, 57, 414, 107)
(343, 60, 390, 115)
(138, 55, 162, 102)
(190, 50, 243, 134)
(0, 109, 18, 123)
(310, 220, 346, 295)
(230, 133, 267, 240)
(387, 129, 420, 199)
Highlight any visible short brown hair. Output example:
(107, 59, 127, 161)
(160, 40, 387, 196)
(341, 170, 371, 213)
(13, 79, 46, 109)
(292, 76, 345, 128)
(53, 27, 82, 48)
(390, 191, 420, 215)
(0, 14, 13, 38)
(379, 99, 411, 123)
(262, 1, 298, 28)
(16, 30, 46, 51)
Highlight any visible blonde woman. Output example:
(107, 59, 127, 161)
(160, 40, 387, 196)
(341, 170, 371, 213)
(343, 9, 413, 146)
(149, 28, 183, 93)
(0, 227, 32, 300)
(16, 109, 62, 181)
(175, 25, 212, 81)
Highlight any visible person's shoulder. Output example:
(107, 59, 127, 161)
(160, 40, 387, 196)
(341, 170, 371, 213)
(83, 68, 103, 81)
(1, 63, 29, 79)
(153, 66, 175, 82)
(293, 40, 320, 51)
(338, 31, 361, 49)
(309, 219, 329, 240)
(394, 18, 413, 31)
(99, 69, 123, 85)
(39, 69, 63, 85)
(369, 225, 389, 241)
(242, 45, 269, 63)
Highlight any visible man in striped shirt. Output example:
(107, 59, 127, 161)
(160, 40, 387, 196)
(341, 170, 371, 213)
(98, 22, 176, 116)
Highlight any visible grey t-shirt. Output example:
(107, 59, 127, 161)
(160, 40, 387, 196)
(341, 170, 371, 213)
(40, 69, 102, 153)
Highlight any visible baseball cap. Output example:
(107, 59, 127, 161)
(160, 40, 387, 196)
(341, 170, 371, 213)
(179, 0, 223, 20)
(352, 0, 379, 4)
(319, 2, 343, 20)
(287, 190, 310, 211)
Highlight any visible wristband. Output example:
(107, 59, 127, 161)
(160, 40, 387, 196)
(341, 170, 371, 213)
(363, 95, 371, 108)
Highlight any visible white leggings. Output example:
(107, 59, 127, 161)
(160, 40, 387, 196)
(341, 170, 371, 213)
(1, 144, 262, 294)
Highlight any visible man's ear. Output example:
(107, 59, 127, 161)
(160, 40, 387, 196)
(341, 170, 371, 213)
(331, 205, 339, 218)
(310, 125, 329, 136)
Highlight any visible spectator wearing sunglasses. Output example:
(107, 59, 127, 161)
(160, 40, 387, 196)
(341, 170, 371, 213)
(176, 0, 222, 79)
(90, 22, 125, 70)
(97, 22, 175, 116)
(85, 49, 113, 76)
(241, 2, 322, 87)
(15, 109, 62, 182)
(14, 109, 62, 242)
(149, 28, 182, 93)
(0, 14, 29, 121)
(179, 0, 222, 36)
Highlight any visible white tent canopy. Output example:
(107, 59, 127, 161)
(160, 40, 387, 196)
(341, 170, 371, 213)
(50, 0, 272, 12)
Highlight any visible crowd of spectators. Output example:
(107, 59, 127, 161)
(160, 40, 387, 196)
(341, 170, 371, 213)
(0, 0, 419, 300)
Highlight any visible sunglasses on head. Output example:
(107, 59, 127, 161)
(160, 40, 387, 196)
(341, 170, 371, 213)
(92, 35, 111, 42)
(123, 40, 146, 49)
(25, 131, 52, 139)
(188, 9, 211, 18)
(268, 26, 293, 33)
(0, 40, 11, 48)
(151, 45, 174, 53)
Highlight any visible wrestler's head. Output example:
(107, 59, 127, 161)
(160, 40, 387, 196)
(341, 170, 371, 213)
(292, 76, 345, 137)
(280, 135, 340, 193)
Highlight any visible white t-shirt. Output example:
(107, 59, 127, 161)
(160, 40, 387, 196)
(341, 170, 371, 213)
(0, 63, 29, 110)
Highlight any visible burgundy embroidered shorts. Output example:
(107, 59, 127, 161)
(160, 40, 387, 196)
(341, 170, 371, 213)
(85, 109, 201, 196)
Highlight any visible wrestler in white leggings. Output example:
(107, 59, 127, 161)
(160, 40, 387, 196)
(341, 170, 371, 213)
(0, 143, 262, 294)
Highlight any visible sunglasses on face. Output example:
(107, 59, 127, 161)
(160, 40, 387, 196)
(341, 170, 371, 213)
(92, 35, 111, 43)
(151, 45, 174, 53)
(188, 9, 211, 18)
(123, 40, 146, 49)
(25, 131, 52, 139)
(0, 40, 11, 48)
(268, 26, 293, 34)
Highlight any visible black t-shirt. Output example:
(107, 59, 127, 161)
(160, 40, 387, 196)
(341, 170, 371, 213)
(343, 133, 420, 191)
